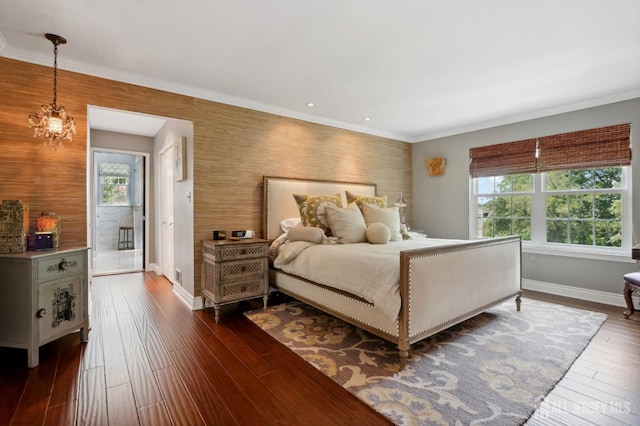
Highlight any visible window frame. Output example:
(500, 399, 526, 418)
(469, 166, 633, 262)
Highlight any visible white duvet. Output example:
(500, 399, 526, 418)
(273, 239, 463, 322)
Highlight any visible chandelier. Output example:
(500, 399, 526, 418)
(28, 33, 76, 150)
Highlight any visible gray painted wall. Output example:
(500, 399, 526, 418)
(412, 98, 640, 295)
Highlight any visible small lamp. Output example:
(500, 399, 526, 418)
(394, 193, 409, 238)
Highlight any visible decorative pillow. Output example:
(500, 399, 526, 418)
(361, 203, 402, 241)
(324, 202, 367, 244)
(366, 223, 391, 244)
(293, 193, 343, 236)
(287, 225, 325, 244)
(345, 190, 387, 211)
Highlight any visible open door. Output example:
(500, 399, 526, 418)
(92, 150, 145, 275)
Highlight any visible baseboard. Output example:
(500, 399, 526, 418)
(171, 283, 202, 310)
(522, 278, 637, 308)
(148, 263, 160, 274)
(148, 264, 201, 310)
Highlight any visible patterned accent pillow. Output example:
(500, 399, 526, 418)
(292, 193, 343, 236)
(345, 190, 387, 211)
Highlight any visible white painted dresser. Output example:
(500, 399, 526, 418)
(0, 246, 89, 367)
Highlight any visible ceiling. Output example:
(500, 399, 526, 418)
(88, 106, 168, 137)
(1, 1, 639, 142)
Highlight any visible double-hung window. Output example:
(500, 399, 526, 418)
(470, 124, 631, 259)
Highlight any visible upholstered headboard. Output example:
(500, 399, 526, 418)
(263, 176, 377, 240)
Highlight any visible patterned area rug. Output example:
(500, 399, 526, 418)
(245, 298, 606, 425)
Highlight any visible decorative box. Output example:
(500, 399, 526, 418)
(0, 199, 29, 254)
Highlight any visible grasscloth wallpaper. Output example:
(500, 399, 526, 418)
(0, 57, 412, 297)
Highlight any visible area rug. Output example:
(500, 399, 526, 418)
(244, 298, 606, 425)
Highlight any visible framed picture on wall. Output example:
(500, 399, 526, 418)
(174, 136, 186, 181)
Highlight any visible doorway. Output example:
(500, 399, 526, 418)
(92, 150, 146, 275)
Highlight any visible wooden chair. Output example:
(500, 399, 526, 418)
(623, 272, 640, 319)
(625, 245, 640, 319)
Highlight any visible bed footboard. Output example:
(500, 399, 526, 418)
(398, 235, 522, 356)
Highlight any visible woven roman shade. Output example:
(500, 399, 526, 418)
(469, 124, 631, 178)
(469, 138, 537, 178)
(537, 123, 631, 172)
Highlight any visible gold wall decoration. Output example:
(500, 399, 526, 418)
(425, 157, 446, 176)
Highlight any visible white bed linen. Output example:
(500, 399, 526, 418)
(273, 238, 464, 322)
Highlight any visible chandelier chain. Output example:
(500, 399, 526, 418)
(52, 42, 58, 107)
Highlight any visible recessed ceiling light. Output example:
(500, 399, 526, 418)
(364, 117, 371, 121)
(306, 102, 315, 107)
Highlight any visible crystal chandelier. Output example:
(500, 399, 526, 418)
(28, 34, 76, 150)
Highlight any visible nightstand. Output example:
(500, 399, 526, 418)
(201, 238, 269, 322)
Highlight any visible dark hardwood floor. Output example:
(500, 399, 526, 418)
(0, 272, 638, 425)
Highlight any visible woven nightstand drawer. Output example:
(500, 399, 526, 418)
(218, 279, 266, 303)
(217, 243, 267, 261)
(220, 258, 265, 280)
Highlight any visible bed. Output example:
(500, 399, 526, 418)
(263, 176, 522, 357)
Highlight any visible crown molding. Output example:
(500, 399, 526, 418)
(412, 88, 640, 142)
(0, 46, 412, 143)
(4, 44, 636, 145)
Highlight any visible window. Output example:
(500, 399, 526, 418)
(100, 162, 131, 205)
(544, 168, 625, 248)
(474, 174, 533, 241)
(472, 167, 629, 254)
(469, 124, 631, 258)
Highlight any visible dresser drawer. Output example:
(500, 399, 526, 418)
(220, 258, 266, 280)
(216, 243, 267, 262)
(218, 278, 266, 304)
(36, 252, 85, 283)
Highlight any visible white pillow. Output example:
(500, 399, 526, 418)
(366, 223, 391, 244)
(280, 217, 302, 233)
(324, 202, 367, 244)
(362, 203, 402, 241)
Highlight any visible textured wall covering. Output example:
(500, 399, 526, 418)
(0, 57, 412, 297)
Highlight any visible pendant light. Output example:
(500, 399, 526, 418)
(28, 33, 76, 150)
